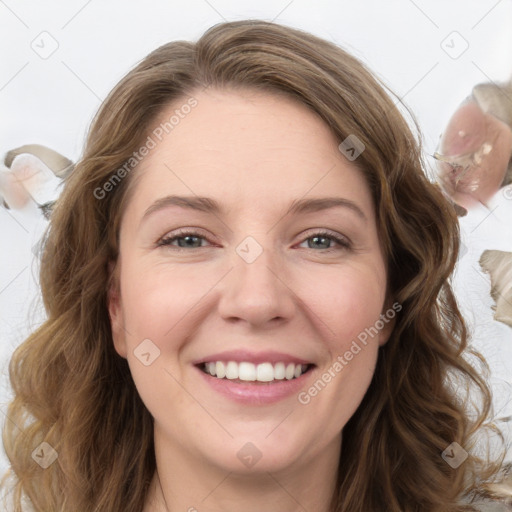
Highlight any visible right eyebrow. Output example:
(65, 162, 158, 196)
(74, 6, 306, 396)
(142, 195, 222, 221)
(140, 194, 368, 225)
(285, 197, 367, 221)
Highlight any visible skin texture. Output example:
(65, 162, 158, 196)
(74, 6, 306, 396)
(108, 88, 393, 512)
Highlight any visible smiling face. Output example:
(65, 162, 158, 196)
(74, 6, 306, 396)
(108, 87, 392, 478)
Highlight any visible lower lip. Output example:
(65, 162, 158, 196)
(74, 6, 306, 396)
(194, 365, 316, 405)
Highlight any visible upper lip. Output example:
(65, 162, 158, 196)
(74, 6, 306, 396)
(192, 349, 314, 366)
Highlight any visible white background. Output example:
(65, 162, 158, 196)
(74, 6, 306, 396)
(1, 0, 511, 478)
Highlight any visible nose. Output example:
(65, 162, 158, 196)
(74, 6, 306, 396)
(217, 243, 296, 328)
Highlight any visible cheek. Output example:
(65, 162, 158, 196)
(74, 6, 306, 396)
(118, 254, 386, 433)
(297, 276, 382, 433)
(118, 261, 194, 412)
(310, 271, 384, 412)
(311, 265, 387, 347)
(120, 256, 387, 349)
(119, 259, 202, 337)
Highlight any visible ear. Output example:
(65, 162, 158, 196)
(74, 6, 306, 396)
(378, 297, 400, 347)
(107, 260, 127, 358)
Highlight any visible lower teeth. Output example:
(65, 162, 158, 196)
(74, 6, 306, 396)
(224, 378, 277, 384)
(218, 377, 295, 383)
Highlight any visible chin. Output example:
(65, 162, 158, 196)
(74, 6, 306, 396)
(201, 431, 310, 473)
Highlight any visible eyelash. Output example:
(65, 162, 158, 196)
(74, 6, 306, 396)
(156, 229, 351, 252)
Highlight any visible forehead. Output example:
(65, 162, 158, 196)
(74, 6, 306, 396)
(125, 87, 375, 220)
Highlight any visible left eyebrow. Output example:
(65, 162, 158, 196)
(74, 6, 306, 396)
(285, 197, 367, 222)
(140, 194, 368, 224)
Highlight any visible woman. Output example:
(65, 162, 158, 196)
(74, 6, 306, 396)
(1, 19, 508, 511)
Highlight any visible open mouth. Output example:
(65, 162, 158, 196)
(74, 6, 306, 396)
(196, 361, 315, 384)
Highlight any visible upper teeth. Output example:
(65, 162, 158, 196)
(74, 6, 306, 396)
(203, 361, 309, 382)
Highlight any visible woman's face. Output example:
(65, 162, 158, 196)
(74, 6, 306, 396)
(109, 87, 392, 475)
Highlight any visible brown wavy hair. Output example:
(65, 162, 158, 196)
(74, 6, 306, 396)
(1, 19, 506, 511)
